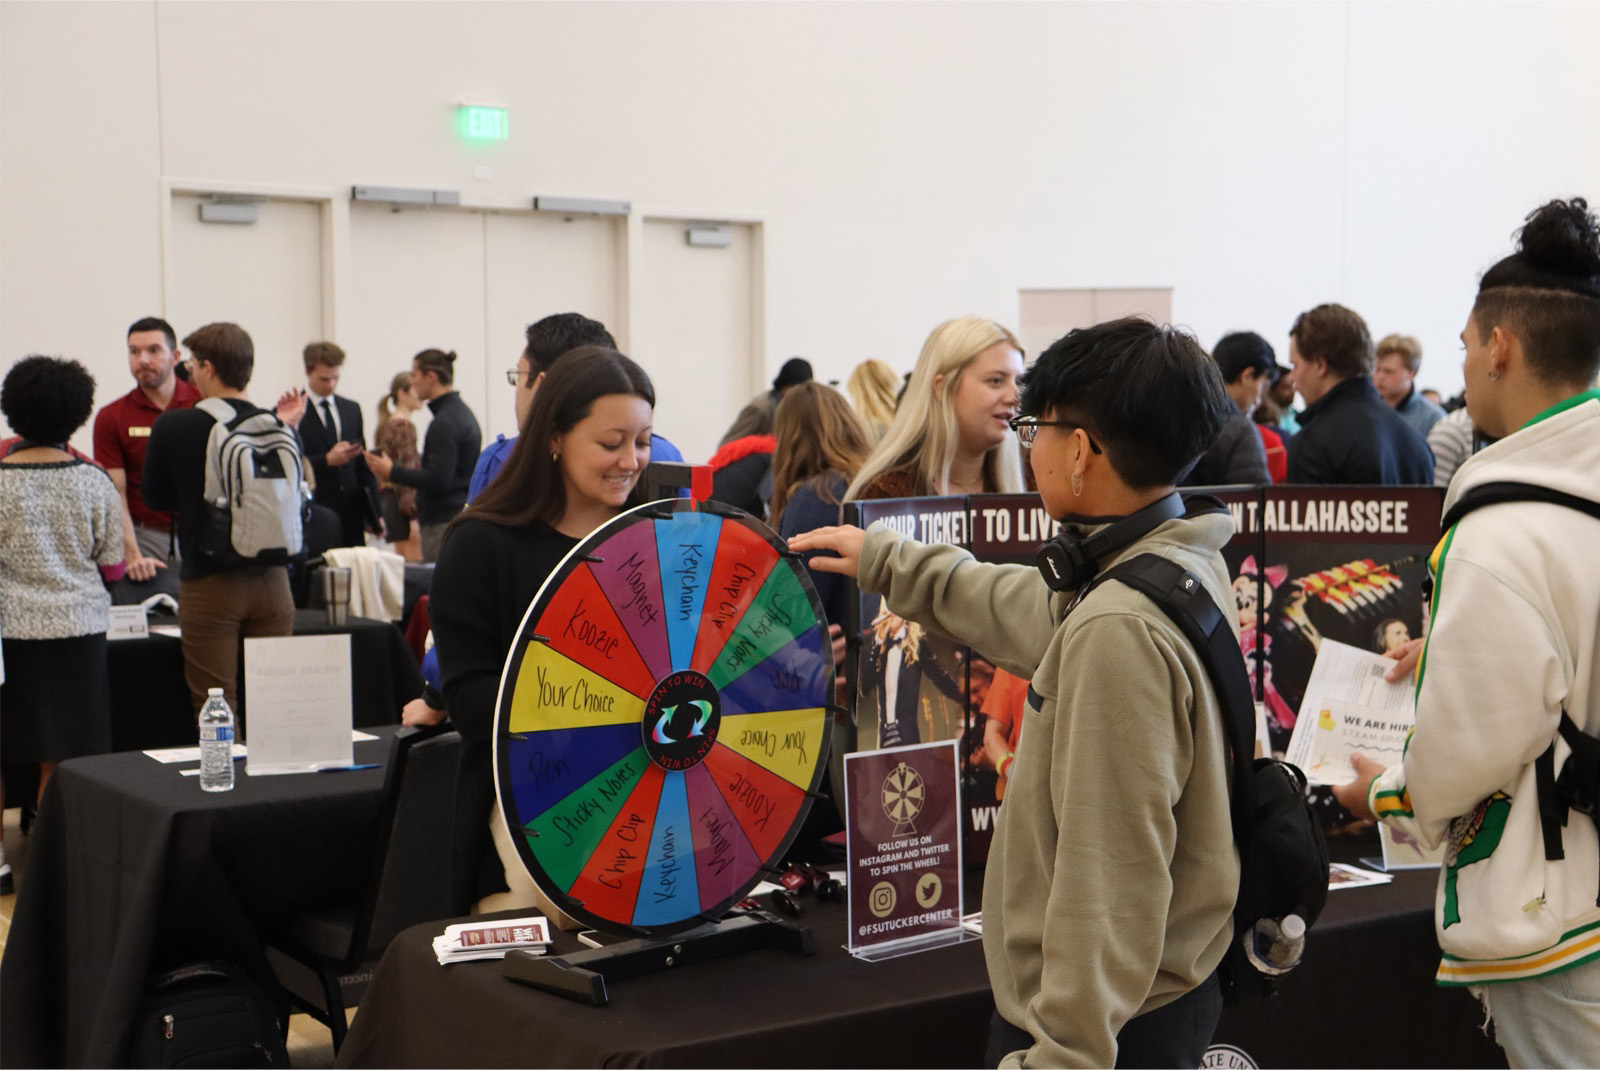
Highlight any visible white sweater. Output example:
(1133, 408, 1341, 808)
(0, 459, 123, 639)
(1369, 389, 1600, 985)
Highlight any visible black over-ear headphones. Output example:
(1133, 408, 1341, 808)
(1036, 492, 1226, 591)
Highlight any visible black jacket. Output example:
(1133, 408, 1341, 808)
(297, 392, 379, 546)
(389, 391, 482, 525)
(1183, 409, 1270, 487)
(1286, 376, 1433, 485)
(430, 518, 579, 901)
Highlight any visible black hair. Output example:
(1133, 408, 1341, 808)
(772, 357, 813, 394)
(2, 354, 97, 444)
(1212, 332, 1278, 385)
(128, 316, 177, 350)
(413, 348, 456, 386)
(458, 346, 655, 532)
(1474, 197, 1600, 389)
(524, 314, 616, 374)
(1020, 317, 1233, 489)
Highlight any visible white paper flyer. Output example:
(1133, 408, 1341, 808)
(1284, 638, 1414, 786)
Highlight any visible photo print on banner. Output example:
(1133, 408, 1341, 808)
(850, 494, 1064, 865)
(848, 486, 1446, 859)
(1198, 483, 1444, 838)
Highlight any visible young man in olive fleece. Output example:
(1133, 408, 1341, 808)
(793, 318, 1240, 1068)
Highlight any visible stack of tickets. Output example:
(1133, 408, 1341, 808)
(433, 916, 553, 964)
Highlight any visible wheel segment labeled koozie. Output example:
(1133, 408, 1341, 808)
(494, 499, 833, 936)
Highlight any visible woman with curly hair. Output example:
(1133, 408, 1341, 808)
(0, 355, 125, 802)
(374, 370, 422, 557)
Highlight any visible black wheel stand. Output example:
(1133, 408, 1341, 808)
(502, 910, 815, 1006)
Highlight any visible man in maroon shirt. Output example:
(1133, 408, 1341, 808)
(92, 317, 199, 581)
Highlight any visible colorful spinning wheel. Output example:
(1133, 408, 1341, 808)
(493, 499, 833, 936)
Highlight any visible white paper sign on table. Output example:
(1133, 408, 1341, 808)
(243, 634, 353, 774)
(106, 605, 150, 640)
(1285, 638, 1415, 786)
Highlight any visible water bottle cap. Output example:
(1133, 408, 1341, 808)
(1281, 914, 1306, 938)
(207, 687, 225, 697)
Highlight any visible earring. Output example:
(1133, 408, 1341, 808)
(551, 450, 560, 461)
(1071, 472, 1084, 498)
(1487, 370, 1500, 381)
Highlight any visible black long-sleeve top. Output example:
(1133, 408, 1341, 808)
(387, 391, 481, 524)
(430, 517, 578, 900)
(1286, 376, 1434, 486)
(1182, 409, 1270, 487)
(430, 518, 579, 742)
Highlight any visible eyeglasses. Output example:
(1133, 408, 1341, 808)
(1008, 416, 1102, 453)
(505, 368, 534, 386)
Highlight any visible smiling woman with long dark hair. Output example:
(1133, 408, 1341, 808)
(424, 346, 655, 913)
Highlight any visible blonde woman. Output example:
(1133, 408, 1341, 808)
(846, 316, 1025, 501)
(846, 359, 900, 442)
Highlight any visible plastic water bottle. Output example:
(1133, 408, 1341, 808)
(1241, 913, 1306, 975)
(198, 687, 236, 792)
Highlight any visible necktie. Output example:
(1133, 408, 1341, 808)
(321, 398, 337, 438)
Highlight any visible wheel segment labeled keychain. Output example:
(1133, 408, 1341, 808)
(493, 498, 833, 936)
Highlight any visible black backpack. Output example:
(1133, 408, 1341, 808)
(130, 961, 288, 1068)
(1441, 481, 1600, 904)
(1093, 553, 1330, 1005)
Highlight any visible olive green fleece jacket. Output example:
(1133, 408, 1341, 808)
(858, 511, 1240, 1068)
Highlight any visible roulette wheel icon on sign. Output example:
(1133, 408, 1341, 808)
(880, 761, 926, 838)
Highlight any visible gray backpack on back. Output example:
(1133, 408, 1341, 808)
(195, 397, 306, 566)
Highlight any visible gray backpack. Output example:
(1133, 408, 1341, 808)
(195, 397, 306, 566)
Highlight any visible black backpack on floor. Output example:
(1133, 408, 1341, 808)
(1093, 553, 1330, 1005)
(130, 961, 288, 1068)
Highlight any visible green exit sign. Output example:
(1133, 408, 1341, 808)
(458, 105, 508, 142)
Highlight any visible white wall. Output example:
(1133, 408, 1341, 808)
(4, 1, 1598, 456)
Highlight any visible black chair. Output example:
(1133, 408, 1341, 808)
(290, 503, 344, 608)
(265, 724, 466, 1052)
(109, 564, 183, 607)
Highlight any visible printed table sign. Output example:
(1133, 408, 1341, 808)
(106, 605, 150, 641)
(243, 633, 354, 774)
(844, 739, 968, 961)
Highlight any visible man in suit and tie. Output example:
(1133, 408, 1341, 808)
(298, 341, 379, 547)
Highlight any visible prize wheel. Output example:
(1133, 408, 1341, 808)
(493, 498, 833, 936)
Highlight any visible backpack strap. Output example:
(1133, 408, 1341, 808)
(1091, 554, 1257, 870)
(195, 396, 239, 425)
(1442, 480, 1600, 533)
(1549, 709, 1600, 906)
(1442, 481, 1600, 904)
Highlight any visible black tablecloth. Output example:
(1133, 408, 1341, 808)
(106, 609, 420, 750)
(0, 731, 395, 1068)
(336, 849, 1505, 1069)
